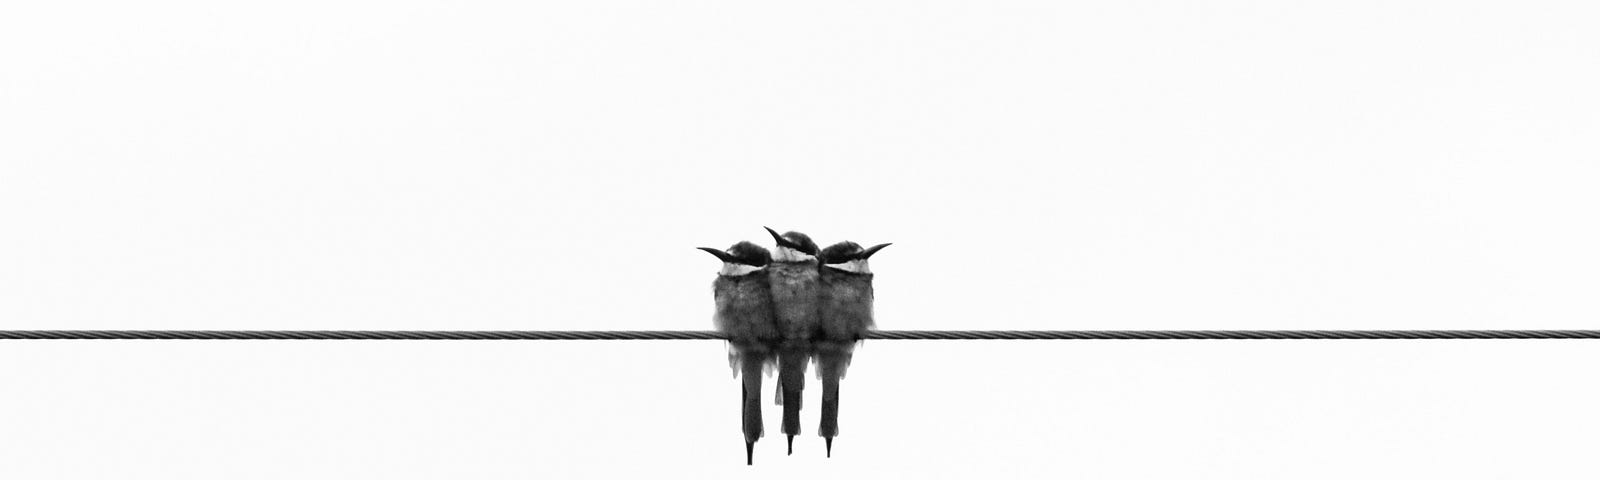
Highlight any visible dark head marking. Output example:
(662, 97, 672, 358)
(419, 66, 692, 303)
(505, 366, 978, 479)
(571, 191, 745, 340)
(819, 241, 863, 264)
(697, 241, 771, 267)
(724, 241, 772, 266)
(820, 241, 891, 264)
(763, 226, 820, 255)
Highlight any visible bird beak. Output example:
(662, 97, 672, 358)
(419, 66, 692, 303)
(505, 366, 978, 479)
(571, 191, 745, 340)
(697, 247, 737, 263)
(764, 226, 799, 250)
(859, 243, 892, 259)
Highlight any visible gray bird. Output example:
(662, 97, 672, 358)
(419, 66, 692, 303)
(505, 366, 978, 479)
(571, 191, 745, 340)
(815, 240, 890, 457)
(699, 241, 780, 465)
(762, 226, 822, 455)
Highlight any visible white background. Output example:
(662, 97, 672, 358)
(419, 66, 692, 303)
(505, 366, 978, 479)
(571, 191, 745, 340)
(3, 0, 1599, 477)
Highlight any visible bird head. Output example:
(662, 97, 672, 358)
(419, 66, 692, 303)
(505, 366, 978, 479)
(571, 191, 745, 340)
(698, 241, 771, 276)
(764, 227, 820, 262)
(819, 241, 890, 274)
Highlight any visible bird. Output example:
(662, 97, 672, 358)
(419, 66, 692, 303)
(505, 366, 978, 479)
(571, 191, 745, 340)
(699, 241, 781, 465)
(815, 240, 890, 457)
(762, 226, 822, 455)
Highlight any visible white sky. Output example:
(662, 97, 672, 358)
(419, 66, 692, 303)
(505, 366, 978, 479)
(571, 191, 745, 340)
(3, 0, 1599, 478)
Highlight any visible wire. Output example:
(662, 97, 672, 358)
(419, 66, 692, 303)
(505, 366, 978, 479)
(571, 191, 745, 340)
(1, 330, 1598, 340)
(0, 330, 721, 340)
(866, 330, 1600, 340)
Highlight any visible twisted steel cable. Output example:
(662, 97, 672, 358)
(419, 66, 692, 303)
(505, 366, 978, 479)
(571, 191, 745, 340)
(867, 330, 1600, 340)
(2, 330, 1599, 340)
(0, 330, 721, 340)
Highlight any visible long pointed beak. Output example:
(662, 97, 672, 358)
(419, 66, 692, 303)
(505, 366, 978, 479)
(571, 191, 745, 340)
(697, 247, 737, 263)
(763, 226, 798, 250)
(859, 243, 892, 259)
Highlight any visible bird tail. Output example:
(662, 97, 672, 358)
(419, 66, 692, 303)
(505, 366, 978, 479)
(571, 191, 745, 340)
(777, 345, 809, 453)
(740, 352, 766, 445)
(815, 342, 854, 442)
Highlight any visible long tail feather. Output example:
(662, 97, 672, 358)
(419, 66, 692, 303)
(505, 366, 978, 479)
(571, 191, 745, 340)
(816, 344, 853, 447)
(777, 347, 808, 452)
(741, 358, 765, 445)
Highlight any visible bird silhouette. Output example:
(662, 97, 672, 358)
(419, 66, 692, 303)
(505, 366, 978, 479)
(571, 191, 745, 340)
(762, 226, 822, 455)
(699, 241, 780, 465)
(815, 240, 890, 457)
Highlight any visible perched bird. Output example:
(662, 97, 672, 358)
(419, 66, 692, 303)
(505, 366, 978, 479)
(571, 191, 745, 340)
(699, 241, 781, 465)
(762, 226, 822, 455)
(815, 240, 890, 457)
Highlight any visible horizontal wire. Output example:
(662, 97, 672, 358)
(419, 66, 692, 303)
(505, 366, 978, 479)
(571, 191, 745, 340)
(1, 330, 1599, 340)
